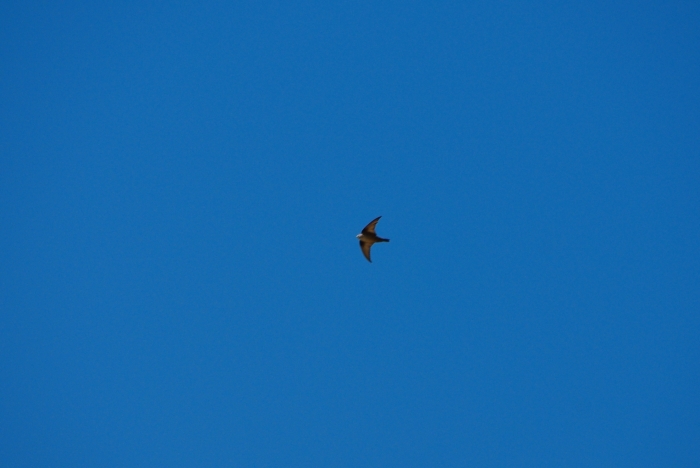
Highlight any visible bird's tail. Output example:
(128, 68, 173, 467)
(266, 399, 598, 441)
(377, 237, 390, 242)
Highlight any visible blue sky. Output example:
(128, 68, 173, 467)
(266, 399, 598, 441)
(1, 1, 699, 466)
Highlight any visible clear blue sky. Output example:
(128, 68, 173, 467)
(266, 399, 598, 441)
(1, 1, 698, 466)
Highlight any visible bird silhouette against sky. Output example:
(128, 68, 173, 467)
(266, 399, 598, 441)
(356, 216, 389, 262)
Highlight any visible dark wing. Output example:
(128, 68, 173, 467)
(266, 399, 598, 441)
(361, 216, 382, 235)
(360, 240, 373, 262)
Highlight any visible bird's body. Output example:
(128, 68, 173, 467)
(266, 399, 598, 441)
(357, 216, 389, 262)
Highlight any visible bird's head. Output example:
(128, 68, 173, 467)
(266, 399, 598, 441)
(356, 234, 362, 239)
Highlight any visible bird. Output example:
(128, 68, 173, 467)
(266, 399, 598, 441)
(356, 216, 390, 262)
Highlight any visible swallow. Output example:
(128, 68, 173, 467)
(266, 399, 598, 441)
(356, 216, 390, 262)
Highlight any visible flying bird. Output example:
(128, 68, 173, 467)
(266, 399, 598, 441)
(356, 216, 390, 262)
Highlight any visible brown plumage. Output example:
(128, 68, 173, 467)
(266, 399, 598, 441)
(356, 216, 390, 262)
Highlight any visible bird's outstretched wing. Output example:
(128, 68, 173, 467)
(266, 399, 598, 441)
(360, 240, 373, 262)
(362, 216, 382, 235)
